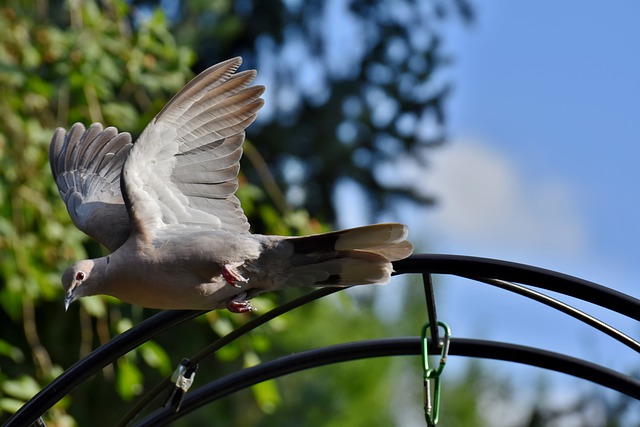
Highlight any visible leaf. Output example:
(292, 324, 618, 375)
(209, 316, 233, 337)
(0, 338, 24, 363)
(215, 341, 241, 362)
(1, 375, 41, 401)
(140, 341, 172, 376)
(252, 379, 281, 414)
(0, 397, 24, 414)
(116, 359, 143, 401)
(245, 351, 281, 413)
(249, 331, 271, 353)
(79, 295, 106, 318)
(102, 102, 138, 129)
(116, 318, 134, 334)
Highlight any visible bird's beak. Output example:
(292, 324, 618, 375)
(64, 287, 77, 311)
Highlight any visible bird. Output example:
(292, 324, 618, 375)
(49, 57, 413, 313)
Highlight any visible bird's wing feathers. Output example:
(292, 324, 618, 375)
(122, 57, 264, 239)
(49, 123, 133, 251)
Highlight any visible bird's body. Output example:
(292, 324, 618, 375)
(51, 57, 413, 312)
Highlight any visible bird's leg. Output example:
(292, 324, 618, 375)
(226, 292, 253, 313)
(222, 262, 249, 288)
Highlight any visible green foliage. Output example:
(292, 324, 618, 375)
(0, 0, 194, 424)
(264, 296, 397, 426)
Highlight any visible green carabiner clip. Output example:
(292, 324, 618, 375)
(421, 321, 451, 427)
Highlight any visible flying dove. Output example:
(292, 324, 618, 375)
(50, 57, 413, 313)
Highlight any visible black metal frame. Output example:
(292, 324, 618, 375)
(6, 254, 640, 427)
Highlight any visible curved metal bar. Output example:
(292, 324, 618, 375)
(467, 277, 640, 353)
(115, 288, 342, 427)
(134, 337, 640, 426)
(4, 310, 204, 427)
(8, 254, 640, 426)
(393, 254, 640, 321)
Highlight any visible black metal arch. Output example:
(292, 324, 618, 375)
(5, 254, 640, 427)
(134, 338, 640, 426)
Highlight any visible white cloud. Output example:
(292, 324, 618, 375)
(419, 138, 589, 258)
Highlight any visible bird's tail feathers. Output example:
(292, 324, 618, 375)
(284, 223, 413, 287)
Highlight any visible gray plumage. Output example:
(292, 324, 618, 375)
(50, 57, 413, 312)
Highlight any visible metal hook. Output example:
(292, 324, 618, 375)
(29, 417, 46, 427)
(164, 358, 198, 412)
(421, 321, 451, 426)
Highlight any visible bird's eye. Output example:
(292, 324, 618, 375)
(75, 271, 85, 281)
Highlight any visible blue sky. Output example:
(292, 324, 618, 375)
(408, 0, 640, 416)
(267, 1, 640, 422)
(337, 1, 640, 423)
(441, 0, 640, 267)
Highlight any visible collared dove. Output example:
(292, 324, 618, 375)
(50, 57, 413, 313)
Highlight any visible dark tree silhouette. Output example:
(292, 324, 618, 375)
(132, 0, 473, 226)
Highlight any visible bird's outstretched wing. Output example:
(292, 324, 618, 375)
(122, 57, 265, 239)
(50, 123, 133, 251)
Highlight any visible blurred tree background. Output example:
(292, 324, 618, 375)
(0, 0, 629, 426)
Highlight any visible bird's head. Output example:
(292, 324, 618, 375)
(62, 260, 97, 310)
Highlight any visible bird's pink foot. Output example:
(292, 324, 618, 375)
(222, 262, 249, 288)
(226, 293, 253, 313)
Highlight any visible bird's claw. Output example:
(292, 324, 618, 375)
(226, 292, 253, 313)
(222, 262, 249, 288)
